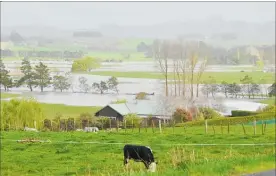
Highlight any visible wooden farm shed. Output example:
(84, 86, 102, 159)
(94, 100, 171, 123)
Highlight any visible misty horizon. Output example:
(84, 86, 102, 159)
(1, 2, 275, 30)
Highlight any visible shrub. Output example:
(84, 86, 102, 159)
(0, 98, 45, 131)
(71, 56, 100, 72)
(43, 119, 52, 129)
(257, 105, 276, 113)
(67, 118, 75, 131)
(173, 108, 193, 123)
(175, 112, 274, 127)
(231, 110, 258, 117)
(111, 99, 127, 104)
(124, 113, 142, 128)
(135, 92, 147, 100)
(198, 107, 222, 119)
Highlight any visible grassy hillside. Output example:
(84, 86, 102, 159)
(40, 103, 101, 119)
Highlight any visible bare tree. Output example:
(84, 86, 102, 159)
(177, 40, 188, 97)
(188, 52, 198, 99)
(195, 58, 207, 97)
(153, 39, 170, 97)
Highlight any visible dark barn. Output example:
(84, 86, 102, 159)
(94, 101, 171, 127)
(95, 105, 124, 121)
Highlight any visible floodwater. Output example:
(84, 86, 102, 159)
(3, 74, 270, 115)
(2, 61, 269, 113)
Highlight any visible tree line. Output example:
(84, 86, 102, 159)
(152, 39, 275, 99)
(200, 75, 275, 99)
(0, 49, 84, 58)
(0, 58, 119, 94)
(137, 40, 275, 65)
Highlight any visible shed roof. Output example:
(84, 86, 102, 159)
(100, 100, 171, 117)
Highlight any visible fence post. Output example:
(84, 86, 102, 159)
(34, 120, 37, 129)
(172, 120, 175, 134)
(212, 126, 215, 134)
(73, 119, 75, 131)
(132, 119, 134, 133)
(264, 121, 267, 133)
(159, 119, 162, 134)
(220, 121, 223, 134)
(124, 119, 126, 133)
(228, 121, 230, 134)
(145, 119, 148, 133)
(109, 118, 112, 130)
(116, 120, 119, 132)
(241, 124, 246, 135)
(261, 120, 264, 135)
(152, 119, 154, 133)
(253, 119, 257, 135)
(205, 119, 208, 134)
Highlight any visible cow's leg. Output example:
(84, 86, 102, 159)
(143, 161, 149, 169)
(124, 158, 128, 166)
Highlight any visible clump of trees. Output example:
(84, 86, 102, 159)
(198, 107, 222, 119)
(0, 59, 13, 91)
(78, 76, 119, 94)
(135, 92, 148, 100)
(71, 56, 100, 72)
(124, 113, 142, 128)
(1, 98, 44, 131)
(15, 58, 52, 92)
(172, 108, 193, 123)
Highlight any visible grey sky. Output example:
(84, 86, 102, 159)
(1, 2, 275, 29)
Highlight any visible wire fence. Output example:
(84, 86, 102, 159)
(4, 139, 276, 146)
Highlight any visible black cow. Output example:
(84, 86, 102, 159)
(123, 144, 157, 171)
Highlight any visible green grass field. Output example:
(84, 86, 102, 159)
(86, 51, 150, 61)
(0, 92, 21, 99)
(260, 97, 276, 106)
(40, 103, 101, 119)
(88, 71, 275, 84)
(1, 124, 275, 176)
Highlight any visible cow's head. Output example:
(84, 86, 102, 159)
(148, 162, 157, 172)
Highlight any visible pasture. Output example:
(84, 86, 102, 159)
(260, 97, 276, 106)
(39, 103, 101, 119)
(1, 124, 275, 176)
(0, 92, 21, 99)
(88, 71, 275, 84)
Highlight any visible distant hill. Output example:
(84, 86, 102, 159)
(1, 18, 275, 49)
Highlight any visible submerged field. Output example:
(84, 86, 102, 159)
(1, 124, 275, 176)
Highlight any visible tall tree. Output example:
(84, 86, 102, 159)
(240, 75, 253, 99)
(33, 62, 51, 92)
(52, 75, 71, 92)
(107, 76, 119, 94)
(249, 83, 261, 99)
(228, 83, 241, 98)
(78, 76, 91, 93)
(0, 59, 13, 91)
(188, 53, 198, 99)
(268, 82, 276, 97)
(195, 58, 207, 97)
(153, 39, 169, 97)
(18, 58, 35, 91)
(92, 81, 108, 94)
(219, 81, 230, 98)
